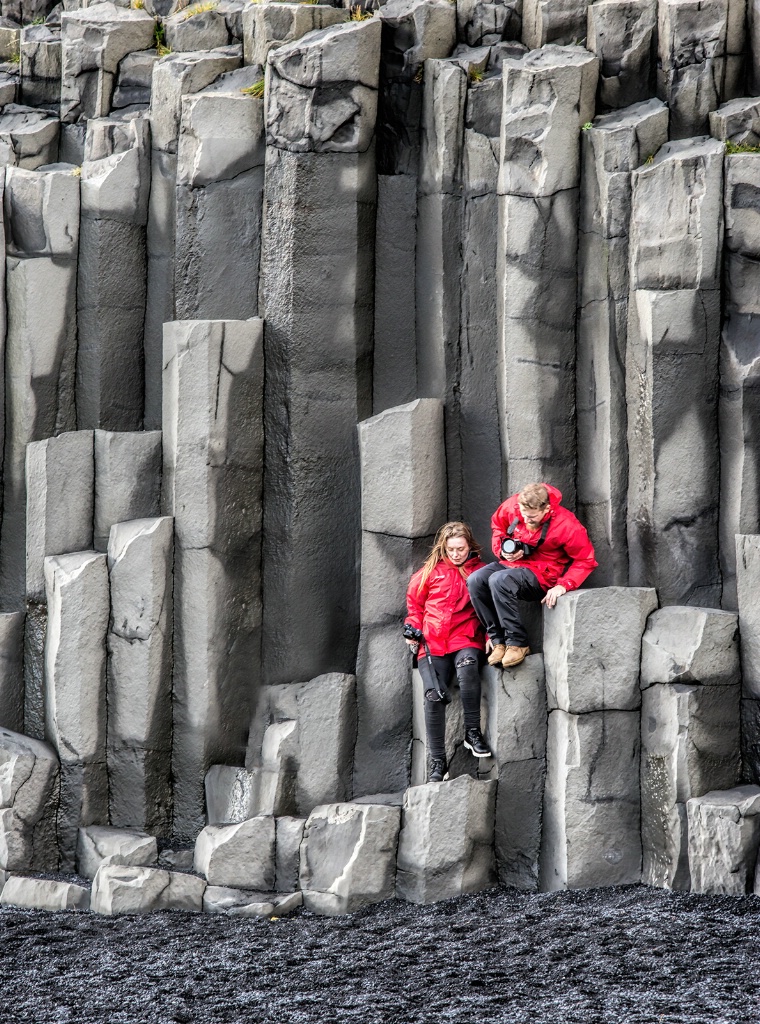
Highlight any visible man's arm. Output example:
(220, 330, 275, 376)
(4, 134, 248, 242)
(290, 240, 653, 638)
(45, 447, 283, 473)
(555, 516, 598, 592)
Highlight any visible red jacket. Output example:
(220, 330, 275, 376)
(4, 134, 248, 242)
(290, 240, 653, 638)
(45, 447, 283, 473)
(405, 552, 486, 657)
(491, 484, 597, 592)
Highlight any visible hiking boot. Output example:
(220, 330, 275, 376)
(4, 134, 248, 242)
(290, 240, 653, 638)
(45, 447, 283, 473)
(502, 645, 530, 669)
(428, 757, 449, 783)
(464, 727, 491, 758)
(487, 643, 506, 666)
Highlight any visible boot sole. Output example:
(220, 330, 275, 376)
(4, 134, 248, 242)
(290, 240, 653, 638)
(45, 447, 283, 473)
(464, 740, 492, 758)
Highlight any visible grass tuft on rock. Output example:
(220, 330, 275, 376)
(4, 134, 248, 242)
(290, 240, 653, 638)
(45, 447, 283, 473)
(241, 78, 265, 98)
(725, 140, 760, 155)
(183, 1, 217, 17)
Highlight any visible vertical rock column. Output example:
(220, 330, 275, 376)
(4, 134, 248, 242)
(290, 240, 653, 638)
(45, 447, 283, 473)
(497, 46, 597, 503)
(586, 0, 657, 109)
(1, 164, 79, 610)
(736, 535, 760, 785)
(354, 398, 446, 798)
(260, 19, 381, 685)
(576, 100, 668, 585)
(162, 318, 264, 841)
(78, 115, 150, 431)
(626, 137, 724, 606)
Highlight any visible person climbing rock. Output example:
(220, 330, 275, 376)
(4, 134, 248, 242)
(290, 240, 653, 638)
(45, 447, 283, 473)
(467, 483, 597, 669)
(404, 522, 491, 785)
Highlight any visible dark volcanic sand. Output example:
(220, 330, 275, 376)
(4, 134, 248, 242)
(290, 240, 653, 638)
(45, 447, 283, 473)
(1, 885, 758, 1024)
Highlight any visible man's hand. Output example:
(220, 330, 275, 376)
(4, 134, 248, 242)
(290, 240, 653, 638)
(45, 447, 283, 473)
(502, 548, 524, 563)
(541, 585, 567, 609)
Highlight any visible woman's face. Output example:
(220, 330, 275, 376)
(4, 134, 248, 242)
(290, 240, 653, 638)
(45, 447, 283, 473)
(445, 536, 470, 566)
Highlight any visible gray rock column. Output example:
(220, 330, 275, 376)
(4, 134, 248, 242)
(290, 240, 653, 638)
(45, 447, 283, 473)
(94, 429, 162, 552)
(0, 106, 59, 171)
(0, 726, 59, 871)
(242, 2, 348, 67)
(44, 551, 109, 871)
(710, 96, 760, 144)
(353, 399, 445, 798)
(522, 0, 592, 48)
(497, 46, 597, 502)
(259, 19, 380, 685)
(107, 517, 173, 835)
(0, 613, 24, 733)
(20, 25, 61, 108)
(736, 535, 760, 784)
(687, 785, 760, 895)
(626, 137, 724, 607)
(162, 318, 263, 841)
(77, 115, 150, 431)
(586, 0, 657, 109)
(576, 101, 668, 585)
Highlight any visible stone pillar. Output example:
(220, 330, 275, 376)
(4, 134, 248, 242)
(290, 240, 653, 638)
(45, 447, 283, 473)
(354, 399, 445, 797)
(710, 96, 760, 144)
(162, 318, 263, 840)
(0, 107, 59, 170)
(20, 25, 61, 109)
(77, 115, 150, 431)
(522, 0, 593, 48)
(175, 66, 265, 322)
(1, 164, 79, 610)
(586, 0, 657, 109)
(93, 429, 162, 552)
(576, 100, 668, 586)
(497, 46, 597, 503)
(736, 535, 760, 785)
(44, 551, 109, 871)
(260, 19, 380, 686)
(0, 613, 24, 733)
(242, 2, 348, 67)
(107, 517, 173, 835)
(626, 137, 724, 606)
(144, 46, 241, 428)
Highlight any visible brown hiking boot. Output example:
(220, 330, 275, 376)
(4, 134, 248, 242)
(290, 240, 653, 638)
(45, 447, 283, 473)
(487, 643, 506, 666)
(502, 645, 530, 668)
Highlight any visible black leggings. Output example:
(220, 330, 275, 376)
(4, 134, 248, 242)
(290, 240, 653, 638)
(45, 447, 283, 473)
(418, 647, 483, 761)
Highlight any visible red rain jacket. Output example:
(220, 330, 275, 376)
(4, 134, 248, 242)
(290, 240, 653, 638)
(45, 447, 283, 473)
(405, 552, 486, 657)
(491, 484, 597, 593)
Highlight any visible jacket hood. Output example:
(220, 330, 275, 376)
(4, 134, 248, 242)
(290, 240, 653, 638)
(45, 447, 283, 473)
(545, 484, 562, 510)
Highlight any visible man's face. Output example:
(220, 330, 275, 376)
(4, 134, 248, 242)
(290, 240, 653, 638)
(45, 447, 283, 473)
(519, 502, 549, 529)
(445, 536, 470, 566)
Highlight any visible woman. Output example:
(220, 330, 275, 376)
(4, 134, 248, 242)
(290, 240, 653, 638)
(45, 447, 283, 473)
(405, 522, 492, 784)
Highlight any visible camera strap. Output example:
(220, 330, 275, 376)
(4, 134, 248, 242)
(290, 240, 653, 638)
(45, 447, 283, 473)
(508, 516, 551, 548)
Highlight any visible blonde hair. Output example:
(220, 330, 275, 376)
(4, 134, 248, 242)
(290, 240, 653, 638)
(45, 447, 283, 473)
(420, 522, 480, 585)
(518, 483, 549, 509)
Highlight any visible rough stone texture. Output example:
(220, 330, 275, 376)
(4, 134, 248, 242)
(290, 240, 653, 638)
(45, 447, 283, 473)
(93, 430, 162, 552)
(44, 551, 109, 871)
(640, 606, 740, 687)
(205, 765, 259, 825)
(742, 697, 760, 784)
(112, 48, 159, 108)
(242, 2, 348, 68)
(457, 0, 521, 44)
(626, 137, 724, 608)
(0, 727, 59, 872)
(360, 532, 433, 630)
(641, 682, 741, 890)
(1, 165, 79, 612)
(497, 46, 597, 502)
(0, 105, 59, 169)
(300, 802, 401, 915)
(163, 318, 263, 841)
(0, 874, 89, 911)
(78, 115, 150, 431)
(737, 535, 760, 698)
(0, 613, 24, 733)
(522, 0, 592, 47)
(576, 100, 668, 584)
(246, 674, 356, 818)
(710, 95, 760, 144)
(275, 816, 304, 893)
(20, 26, 62, 109)
(164, 7, 229, 53)
(90, 864, 206, 914)
(60, 3, 155, 123)
(77, 825, 158, 880)
(540, 709, 641, 890)
(687, 786, 760, 895)
(202, 886, 302, 917)
(194, 816, 275, 890)
(543, 587, 657, 713)
(107, 517, 173, 834)
(586, 0, 657, 109)
(396, 775, 497, 904)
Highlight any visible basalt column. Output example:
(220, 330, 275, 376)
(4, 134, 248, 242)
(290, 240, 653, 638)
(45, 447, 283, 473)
(259, 19, 381, 686)
(626, 137, 724, 606)
(497, 45, 598, 503)
(576, 99, 668, 585)
(162, 318, 264, 841)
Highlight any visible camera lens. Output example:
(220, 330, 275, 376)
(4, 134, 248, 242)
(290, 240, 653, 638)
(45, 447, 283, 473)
(502, 539, 518, 554)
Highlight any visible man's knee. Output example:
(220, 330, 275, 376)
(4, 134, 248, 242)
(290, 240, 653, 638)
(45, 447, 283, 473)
(488, 569, 518, 598)
(467, 566, 491, 595)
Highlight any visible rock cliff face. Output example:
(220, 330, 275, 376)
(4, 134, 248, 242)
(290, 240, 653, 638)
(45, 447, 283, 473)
(0, 0, 759, 915)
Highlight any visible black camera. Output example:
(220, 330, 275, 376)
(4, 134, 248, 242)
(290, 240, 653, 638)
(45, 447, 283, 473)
(501, 537, 537, 558)
(403, 623, 424, 652)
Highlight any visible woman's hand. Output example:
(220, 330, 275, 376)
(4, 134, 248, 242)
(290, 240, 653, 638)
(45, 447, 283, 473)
(404, 639, 418, 647)
(485, 637, 493, 654)
(541, 586, 567, 609)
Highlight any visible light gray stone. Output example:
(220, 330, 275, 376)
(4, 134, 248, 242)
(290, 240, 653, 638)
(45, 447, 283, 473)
(300, 801, 401, 915)
(20, 26, 62, 108)
(275, 815, 304, 892)
(523, 0, 593, 47)
(710, 95, 760, 144)
(0, 874, 89, 911)
(458, 0, 521, 44)
(157, 847, 194, 870)
(586, 0, 657, 109)
(93, 431, 162, 552)
(163, 318, 263, 840)
(544, 587, 657, 713)
(91, 863, 206, 914)
(641, 682, 740, 890)
(737, 535, 760, 698)
(77, 824, 157, 880)
(203, 886, 302, 916)
(44, 551, 109, 870)
(112, 47, 159, 107)
(243, 2, 348, 67)
(164, 6, 229, 52)
(0, 105, 59, 169)
(194, 816, 275, 890)
(205, 765, 259, 825)
(687, 785, 760, 895)
(0, 727, 59, 871)
(540, 709, 641, 889)
(641, 606, 740, 687)
(0, 613, 24, 733)
(360, 532, 432, 629)
(396, 775, 496, 904)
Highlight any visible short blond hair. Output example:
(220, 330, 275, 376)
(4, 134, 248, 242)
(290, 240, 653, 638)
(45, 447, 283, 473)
(518, 483, 549, 509)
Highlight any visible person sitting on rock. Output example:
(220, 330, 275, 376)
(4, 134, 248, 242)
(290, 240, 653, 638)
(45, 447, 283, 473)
(404, 521, 492, 785)
(467, 483, 597, 669)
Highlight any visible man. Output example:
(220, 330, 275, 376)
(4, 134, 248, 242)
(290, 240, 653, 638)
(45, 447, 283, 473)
(467, 482, 597, 669)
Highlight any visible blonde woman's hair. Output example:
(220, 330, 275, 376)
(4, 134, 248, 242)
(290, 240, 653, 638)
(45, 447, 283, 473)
(420, 522, 480, 585)
(518, 483, 549, 509)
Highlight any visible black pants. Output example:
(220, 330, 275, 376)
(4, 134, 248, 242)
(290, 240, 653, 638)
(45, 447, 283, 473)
(418, 647, 482, 761)
(466, 562, 545, 647)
